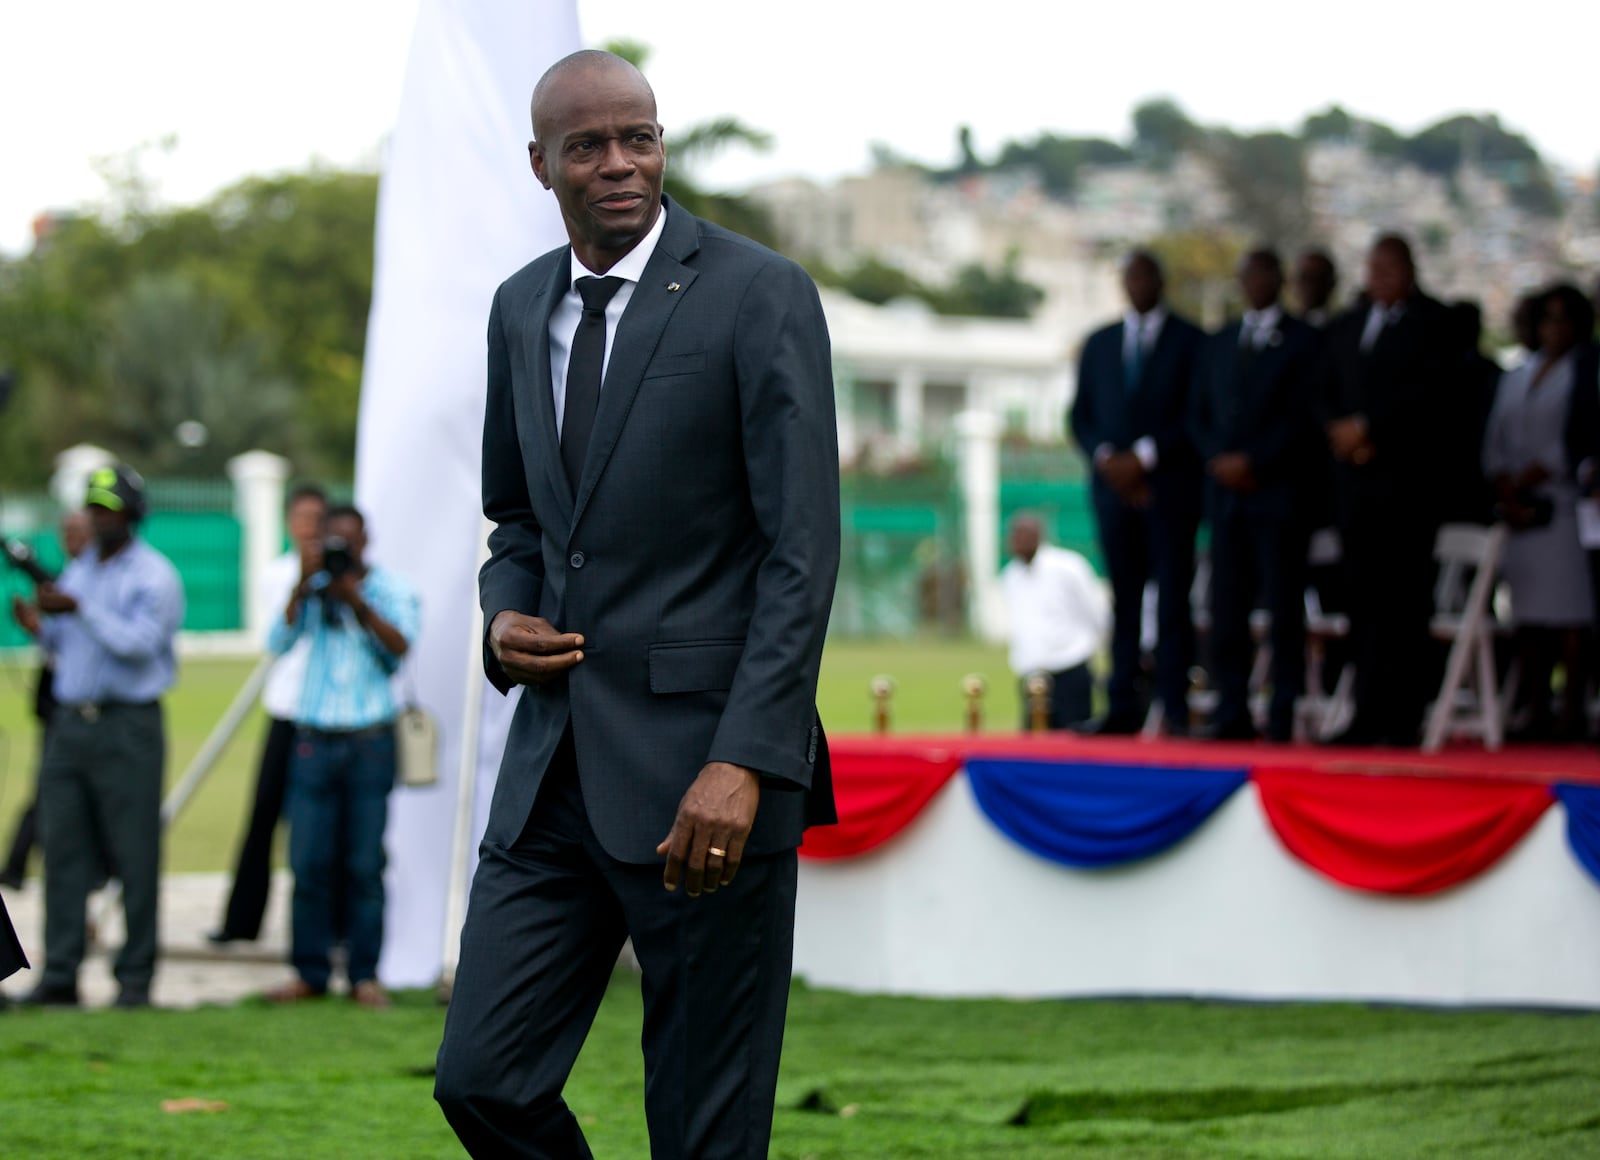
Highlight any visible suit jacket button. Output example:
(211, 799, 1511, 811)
(569, 551, 585, 569)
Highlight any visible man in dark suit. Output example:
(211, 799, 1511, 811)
(1070, 251, 1204, 732)
(1315, 234, 1451, 745)
(433, 51, 840, 1160)
(1189, 249, 1321, 741)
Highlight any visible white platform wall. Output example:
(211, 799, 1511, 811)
(793, 774, 1600, 1007)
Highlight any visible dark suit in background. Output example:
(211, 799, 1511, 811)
(1071, 308, 1205, 727)
(435, 194, 839, 1159)
(1316, 292, 1452, 743)
(1190, 312, 1321, 739)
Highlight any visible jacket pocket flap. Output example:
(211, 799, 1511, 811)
(645, 350, 707, 378)
(649, 640, 745, 693)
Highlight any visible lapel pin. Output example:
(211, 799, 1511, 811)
(666, 281, 681, 292)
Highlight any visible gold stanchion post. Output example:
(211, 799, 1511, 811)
(870, 674, 895, 736)
(1025, 671, 1054, 734)
(961, 673, 987, 735)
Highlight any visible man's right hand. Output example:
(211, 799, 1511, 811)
(489, 611, 585, 685)
(10, 594, 40, 636)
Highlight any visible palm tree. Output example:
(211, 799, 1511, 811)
(603, 40, 777, 246)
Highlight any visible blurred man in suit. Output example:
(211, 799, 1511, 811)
(1293, 248, 1340, 329)
(1315, 235, 1451, 745)
(1070, 250, 1204, 733)
(1190, 249, 1321, 741)
(433, 51, 839, 1160)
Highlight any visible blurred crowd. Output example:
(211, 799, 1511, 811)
(1006, 235, 1600, 747)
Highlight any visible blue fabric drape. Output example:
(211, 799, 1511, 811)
(1554, 784, 1600, 889)
(965, 759, 1249, 869)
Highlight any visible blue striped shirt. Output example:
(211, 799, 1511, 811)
(38, 538, 185, 704)
(267, 566, 420, 731)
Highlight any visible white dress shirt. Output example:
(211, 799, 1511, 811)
(1239, 305, 1283, 349)
(547, 204, 669, 437)
(259, 550, 313, 720)
(1359, 301, 1403, 353)
(1000, 544, 1110, 676)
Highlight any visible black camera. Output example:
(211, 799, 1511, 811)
(2, 538, 56, 586)
(322, 535, 354, 580)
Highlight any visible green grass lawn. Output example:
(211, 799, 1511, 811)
(4, 972, 1600, 1158)
(0, 639, 1023, 876)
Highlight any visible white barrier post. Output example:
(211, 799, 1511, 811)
(226, 451, 290, 644)
(955, 410, 1005, 642)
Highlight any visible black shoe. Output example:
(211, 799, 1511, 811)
(1076, 713, 1144, 737)
(113, 986, 151, 1009)
(0, 871, 22, 890)
(18, 982, 79, 1008)
(206, 929, 252, 947)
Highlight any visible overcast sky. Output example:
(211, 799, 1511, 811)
(3, 0, 1596, 255)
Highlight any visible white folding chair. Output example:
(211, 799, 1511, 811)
(1298, 527, 1354, 740)
(1421, 523, 1509, 753)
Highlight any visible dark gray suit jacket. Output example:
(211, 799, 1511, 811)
(478, 198, 840, 864)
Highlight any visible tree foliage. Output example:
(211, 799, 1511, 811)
(809, 252, 1046, 320)
(0, 168, 377, 485)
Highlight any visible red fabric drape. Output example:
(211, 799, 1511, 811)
(1253, 768, 1554, 895)
(799, 744, 964, 860)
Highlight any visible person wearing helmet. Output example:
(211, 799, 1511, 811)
(10, 464, 184, 1009)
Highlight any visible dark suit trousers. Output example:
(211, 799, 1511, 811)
(1208, 504, 1308, 735)
(217, 716, 295, 940)
(1094, 486, 1199, 723)
(1342, 500, 1437, 741)
(435, 732, 797, 1160)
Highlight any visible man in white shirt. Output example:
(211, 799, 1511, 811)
(1000, 513, 1109, 729)
(209, 484, 328, 945)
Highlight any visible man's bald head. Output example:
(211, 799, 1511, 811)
(531, 50, 655, 143)
(1007, 512, 1045, 565)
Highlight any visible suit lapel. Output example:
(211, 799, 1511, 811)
(520, 253, 575, 521)
(570, 204, 700, 533)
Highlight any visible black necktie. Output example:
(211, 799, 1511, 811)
(562, 275, 625, 491)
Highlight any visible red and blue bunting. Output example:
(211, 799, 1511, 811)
(805, 736, 1600, 898)
(965, 759, 1248, 868)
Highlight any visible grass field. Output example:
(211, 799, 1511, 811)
(5, 972, 1600, 1158)
(0, 639, 1022, 876)
(6, 642, 1600, 1157)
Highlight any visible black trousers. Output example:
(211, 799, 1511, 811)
(435, 733, 797, 1160)
(1094, 487, 1199, 724)
(39, 702, 163, 991)
(1342, 503, 1438, 743)
(1208, 506, 1309, 736)
(216, 717, 296, 940)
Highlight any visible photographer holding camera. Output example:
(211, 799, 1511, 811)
(13, 466, 184, 1009)
(264, 504, 418, 1009)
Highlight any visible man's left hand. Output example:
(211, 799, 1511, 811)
(33, 583, 78, 615)
(324, 574, 362, 607)
(656, 762, 761, 897)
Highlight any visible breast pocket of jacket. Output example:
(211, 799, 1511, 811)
(644, 350, 708, 381)
(648, 639, 745, 694)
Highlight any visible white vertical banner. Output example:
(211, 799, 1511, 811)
(355, 0, 580, 988)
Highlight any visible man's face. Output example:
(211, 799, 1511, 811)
(287, 498, 326, 548)
(88, 505, 132, 554)
(325, 514, 366, 569)
(1364, 245, 1413, 308)
(1539, 297, 1578, 356)
(61, 511, 92, 559)
(1122, 258, 1163, 315)
(1293, 256, 1334, 313)
(1239, 256, 1283, 313)
(529, 62, 665, 272)
(1008, 521, 1041, 565)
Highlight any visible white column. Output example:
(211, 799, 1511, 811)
(226, 450, 291, 645)
(893, 367, 924, 453)
(955, 410, 1005, 642)
(51, 444, 116, 511)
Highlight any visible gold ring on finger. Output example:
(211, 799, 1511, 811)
(708, 847, 727, 858)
